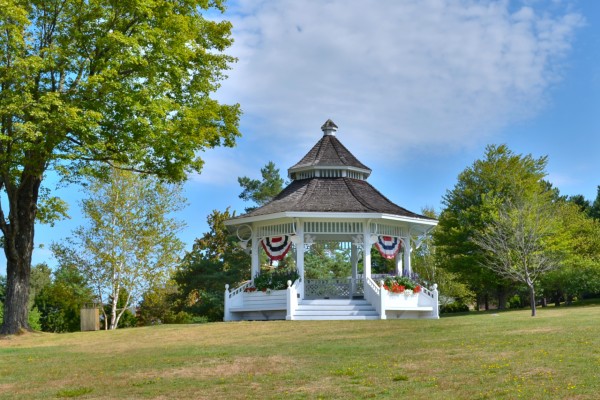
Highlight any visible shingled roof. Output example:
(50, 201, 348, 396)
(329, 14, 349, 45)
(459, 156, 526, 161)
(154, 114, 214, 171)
(239, 177, 432, 219)
(289, 134, 371, 173)
(232, 119, 434, 222)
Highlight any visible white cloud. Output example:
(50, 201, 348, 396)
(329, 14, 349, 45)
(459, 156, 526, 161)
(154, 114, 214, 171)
(214, 0, 583, 164)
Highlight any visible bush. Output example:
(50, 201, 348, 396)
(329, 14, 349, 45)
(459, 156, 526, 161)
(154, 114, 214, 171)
(253, 267, 299, 291)
(441, 302, 470, 314)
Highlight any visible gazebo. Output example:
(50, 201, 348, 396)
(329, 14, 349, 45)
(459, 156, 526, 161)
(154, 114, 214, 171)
(224, 120, 439, 320)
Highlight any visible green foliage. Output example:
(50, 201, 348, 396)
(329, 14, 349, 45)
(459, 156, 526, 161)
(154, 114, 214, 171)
(238, 161, 285, 212)
(305, 243, 353, 279)
(435, 144, 549, 307)
(0, 0, 240, 334)
(174, 208, 250, 321)
(252, 267, 300, 291)
(412, 207, 474, 303)
(137, 281, 193, 326)
(28, 307, 42, 331)
(0, 275, 5, 303)
(540, 201, 600, 302)
(590, 186, 600, 220)
(34, 264, 95, 333)
(52, 168, 186, 329)
(29, 263, 52, 310)
(440, 302, 470, 314)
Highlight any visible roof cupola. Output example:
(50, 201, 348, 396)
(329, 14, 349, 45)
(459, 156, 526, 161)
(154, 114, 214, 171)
(288, 120, 372, 181)
(321, 119, 338, 136)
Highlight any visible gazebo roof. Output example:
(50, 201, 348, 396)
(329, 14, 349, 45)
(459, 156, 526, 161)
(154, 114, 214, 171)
(239, 177, 430, 219)
(288, 121, 371, 176)
(229, 120, 435, 224)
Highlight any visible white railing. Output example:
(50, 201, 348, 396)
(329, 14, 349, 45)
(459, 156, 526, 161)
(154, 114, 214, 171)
(286, 279, 301, 320)
(224, 280, 251, 321)
(364, 277, 384, 319)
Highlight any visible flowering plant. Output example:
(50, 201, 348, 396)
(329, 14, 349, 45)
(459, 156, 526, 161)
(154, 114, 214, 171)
(246, 267, 300, 292)
(382, 276, 421, 295)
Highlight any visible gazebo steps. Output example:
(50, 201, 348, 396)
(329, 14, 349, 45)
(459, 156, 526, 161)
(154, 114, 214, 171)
(293, 299, 379, 320)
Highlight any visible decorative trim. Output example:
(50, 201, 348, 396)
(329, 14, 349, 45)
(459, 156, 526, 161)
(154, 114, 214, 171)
(261, 236, 292, 261)
(375, 236, 402, 259)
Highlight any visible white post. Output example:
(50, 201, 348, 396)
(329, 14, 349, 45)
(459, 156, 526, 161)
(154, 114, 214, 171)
(251, 229, 259, 281)
(363, 224, 372, 279)
(402, 237, 411, 277)
(432, 284, 440, 319)
(351, 244, 358, 297)
(286, 280, 297, 320)
(296, 220, 305, 300)
(379, 280, 386, 320)
(223, 284, 232, 321)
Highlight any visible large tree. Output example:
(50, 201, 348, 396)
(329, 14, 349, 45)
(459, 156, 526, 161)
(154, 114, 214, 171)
(52, 168, 186, 329)
(0, 0, 240, 333)
(435, 144, 548, 309)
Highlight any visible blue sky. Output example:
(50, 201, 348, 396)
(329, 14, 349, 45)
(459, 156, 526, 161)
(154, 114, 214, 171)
(2, 0, 599, 275)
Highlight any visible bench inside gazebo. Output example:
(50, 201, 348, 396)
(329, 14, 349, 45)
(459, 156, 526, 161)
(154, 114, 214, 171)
(224, 120, 439, 321)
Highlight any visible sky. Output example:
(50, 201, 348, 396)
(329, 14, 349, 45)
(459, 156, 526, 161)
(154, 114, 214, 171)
(2, 0, 599, 275)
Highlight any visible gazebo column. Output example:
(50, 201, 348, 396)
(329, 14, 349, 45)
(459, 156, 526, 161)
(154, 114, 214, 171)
(296, 220, 305, 299)
(395, 251, 403, 276)
(351, 244, 358, 280)
(402, 237, 412, 277)
(251, 230, 260, 281)
(351, 243, 358, 297)
(363, 224, 372, 279)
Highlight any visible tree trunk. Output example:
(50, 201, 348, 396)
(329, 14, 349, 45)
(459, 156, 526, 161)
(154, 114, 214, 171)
(1, 175, 42, 334)
(528, 283, 536, 317)
(497, 285, 508, 310)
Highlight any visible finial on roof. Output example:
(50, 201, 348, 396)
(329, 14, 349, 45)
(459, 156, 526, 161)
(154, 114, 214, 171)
(321, 119, 338, 136)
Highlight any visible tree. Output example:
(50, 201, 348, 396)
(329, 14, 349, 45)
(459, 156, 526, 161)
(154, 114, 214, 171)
(34, 263, 94, 332)
(590, 186, 600, 220)
(435, 145, 548, 310)
(174, 208, 250, 321)
(52, 168, 186, 329)
(411, 208, 474, 307)
(238, 161, 285, 212)
(472, 196, 567, 316)
(541, 199, 600, 304)
(0, 0, 240, 334)
(137, 279, 192, 326)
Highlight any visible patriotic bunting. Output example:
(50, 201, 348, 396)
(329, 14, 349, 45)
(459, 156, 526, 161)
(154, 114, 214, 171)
(261, 236, 292, 261)
(375, 236, 402, 259)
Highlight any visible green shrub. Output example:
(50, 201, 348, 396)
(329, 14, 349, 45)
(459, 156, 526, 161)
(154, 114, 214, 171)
(441, 302, 470, 314)
(253, 267, 299, 291)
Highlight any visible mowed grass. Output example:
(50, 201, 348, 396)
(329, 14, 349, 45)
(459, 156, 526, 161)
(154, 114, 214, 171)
(1, 306, 600, 399)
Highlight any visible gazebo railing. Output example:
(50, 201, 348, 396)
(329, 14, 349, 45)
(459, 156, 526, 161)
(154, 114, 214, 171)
(304, 278, 364, 299)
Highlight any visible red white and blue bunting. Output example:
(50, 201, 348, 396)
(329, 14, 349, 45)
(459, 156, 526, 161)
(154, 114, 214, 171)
(375, 236, 402, 259)
(261, 236, 292, 261)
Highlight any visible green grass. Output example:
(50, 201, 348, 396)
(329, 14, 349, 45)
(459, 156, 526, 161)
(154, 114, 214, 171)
(1, 305, 600, 399)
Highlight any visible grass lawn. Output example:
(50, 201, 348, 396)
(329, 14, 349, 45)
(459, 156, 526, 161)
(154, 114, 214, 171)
(1, 305, 599, 399)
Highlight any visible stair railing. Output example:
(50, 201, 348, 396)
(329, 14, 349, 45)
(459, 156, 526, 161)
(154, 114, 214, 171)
(364, 276, 385, 319)
(224, 280, 252, 321)
(286, 278, 301, 320)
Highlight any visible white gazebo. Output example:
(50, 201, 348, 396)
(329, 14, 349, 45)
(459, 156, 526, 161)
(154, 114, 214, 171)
(224, 120, 439, 320)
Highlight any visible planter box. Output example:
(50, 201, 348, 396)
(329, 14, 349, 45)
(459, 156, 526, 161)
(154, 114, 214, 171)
(384, 292, 421, 308)
(237, 289, 287, 311)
